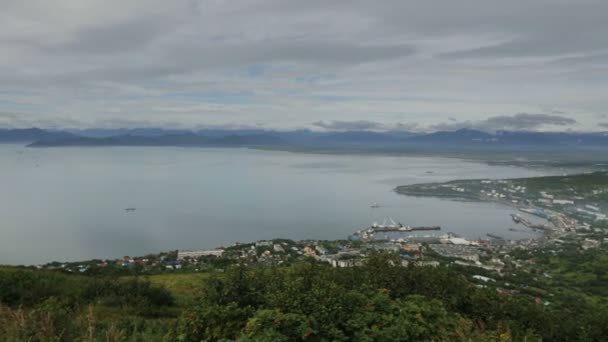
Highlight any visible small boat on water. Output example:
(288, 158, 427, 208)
(370, 202, 380, 208)
(486, 233, 504, 240)
(124, 207, 136, 212)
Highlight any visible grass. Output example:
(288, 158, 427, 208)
(137, 272, 212, 305)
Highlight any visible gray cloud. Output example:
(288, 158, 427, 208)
(168, 40, 416, 75)
(0, 1, 606, 130)
(312, 120, 418, 131)
(434, 1, 608, 59)
(313, 120, 386, 131)
(599, 122, 608, 128)
(430, 113, 577, 132)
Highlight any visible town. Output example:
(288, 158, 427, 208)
(36, 172, 608, 309)
(38, 222, 606, 304)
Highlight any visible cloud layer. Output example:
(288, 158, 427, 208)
(0, 0, 607, 130)
(431, 113, 578, 132)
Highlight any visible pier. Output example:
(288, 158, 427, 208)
(511, 214, 555, 231)
(370, 226, 441, 233)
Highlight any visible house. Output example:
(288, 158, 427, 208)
(303, 246, 316, 255)
(416, 260, 440, 267)
(540, 192, 554, 199)
(582, 239, 600, 250)
(402, 244, 421, 253)
(472, 275, 494, 282)
(315, 245, 327, 255)
(430, 244, 480, 261)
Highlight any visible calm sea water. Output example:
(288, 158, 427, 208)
(1, 145, 548, 264)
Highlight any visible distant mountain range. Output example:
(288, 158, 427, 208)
(0, 128, 76, 143)
(2, 127, 608, 152)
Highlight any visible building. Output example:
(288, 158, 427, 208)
(430, 244, 480, 261)
(303, 246, 316, 255)
(415, 260, 440, 267)
(442, 237, 478, 246)
(330, 259, 359, 268)
(472, 275, 494, 282)
(586, 204, 600, 212)
(256, 240, 273, 247)
(402, 244, 421, 253)
(177, 249, 225, 259)
(540, 192, 554, 199)
(315, 245, 327, 255)
(582, 239, 600, 250)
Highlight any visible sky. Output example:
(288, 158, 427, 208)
(1, 0, 607, 132)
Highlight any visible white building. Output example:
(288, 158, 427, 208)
(553, 199, 574, 205)
(472, 275, 494, 282)
(586, 204, 600, 212)
(540, 192, 554, 199)
(177, 249, 225, 259)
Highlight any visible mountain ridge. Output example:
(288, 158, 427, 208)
(3, 127, 607, 150)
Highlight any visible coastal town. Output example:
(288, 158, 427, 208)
(36, 172, 607, 307)
(395, 171, 608, 227)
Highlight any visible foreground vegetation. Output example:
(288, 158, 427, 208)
(2, 243, 608, 341)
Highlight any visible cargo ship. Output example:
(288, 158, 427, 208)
(367, 218, 441, 233)
(370, 218, 404, 230)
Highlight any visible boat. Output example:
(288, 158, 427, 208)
(511, 213, 523, 223)
(486, 233, 504, 240)
(370, 202, 380, 208)
(371, 217, 404, 230)
(124, 207, 136, 212)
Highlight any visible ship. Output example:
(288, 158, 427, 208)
(367, 218, 441, 233)
(370, 217, 405, 231)
(370, 202, 380, 208)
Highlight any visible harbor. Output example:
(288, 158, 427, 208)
(511, 213, 556, 231)
(351, 218, 441, 241)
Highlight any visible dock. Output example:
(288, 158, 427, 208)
(511, 214, 555, 231)
(369, 226, 441, 233)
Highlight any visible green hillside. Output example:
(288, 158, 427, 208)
(2, 243, 608, 341)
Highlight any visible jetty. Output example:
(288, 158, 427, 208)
(511, 214, 555, 231)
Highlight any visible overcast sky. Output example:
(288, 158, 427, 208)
(1, 0, 607, 131)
